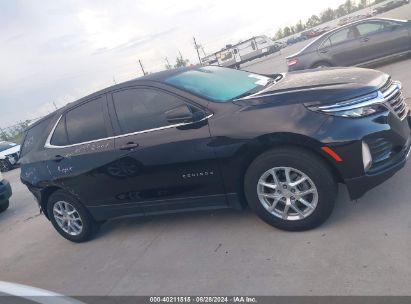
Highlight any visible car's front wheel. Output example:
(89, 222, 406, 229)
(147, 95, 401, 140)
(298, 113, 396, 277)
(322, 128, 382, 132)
(0, 159, 12, 172)
(47, 190, 99, 242)
(244, 147, 337, 231)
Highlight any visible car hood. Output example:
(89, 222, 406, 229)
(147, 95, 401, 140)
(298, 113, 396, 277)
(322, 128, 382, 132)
(233, 67, 389, 107)
(0, 145, 20, 159)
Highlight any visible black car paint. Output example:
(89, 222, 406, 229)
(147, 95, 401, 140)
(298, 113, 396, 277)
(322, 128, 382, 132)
(20, 67, 411, 222)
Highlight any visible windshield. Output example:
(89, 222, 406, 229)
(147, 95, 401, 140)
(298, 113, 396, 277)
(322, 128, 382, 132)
(165, 66, 272, 102)
(0, 142, 17, 152)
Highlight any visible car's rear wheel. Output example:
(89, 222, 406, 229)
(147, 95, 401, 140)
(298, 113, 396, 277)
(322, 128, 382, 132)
(244, 147, 337, 231)
(47, 190, 99, 242)
(0, 200, 9, 213)
(0, 159, 12, 172)
(312, 61, 332, 69)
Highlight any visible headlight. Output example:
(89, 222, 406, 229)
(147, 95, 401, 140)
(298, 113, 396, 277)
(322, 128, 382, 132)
(307, 91, 387, 118)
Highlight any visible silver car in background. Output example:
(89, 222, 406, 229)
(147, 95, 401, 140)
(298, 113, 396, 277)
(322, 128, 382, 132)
(286, 18, 411, 71)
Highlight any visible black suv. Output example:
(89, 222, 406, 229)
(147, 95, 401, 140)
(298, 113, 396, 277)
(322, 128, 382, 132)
(20, 66, 411, 242)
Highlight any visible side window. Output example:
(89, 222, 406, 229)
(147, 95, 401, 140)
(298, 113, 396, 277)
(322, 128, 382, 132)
(21, 116, 53, 156)
(329, 27, 356, 45)
(112, 89, 188, 134)
(50, 116, 69, 146)
(65, 96, 107, 144)
(320, 38, 331, 49)
(356, 22, 384, 36)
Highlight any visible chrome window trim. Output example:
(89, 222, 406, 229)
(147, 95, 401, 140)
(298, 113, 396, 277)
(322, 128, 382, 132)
(44, 114, 213, 149)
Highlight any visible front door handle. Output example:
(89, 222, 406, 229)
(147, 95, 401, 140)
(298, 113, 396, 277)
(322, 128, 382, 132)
(119, 142, 140, 151)
(362, 37, 370, 42)
(52, 155, 65, 162)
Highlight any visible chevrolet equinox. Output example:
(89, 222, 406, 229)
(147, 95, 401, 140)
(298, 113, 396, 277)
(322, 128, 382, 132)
(20, 66, 411, 242)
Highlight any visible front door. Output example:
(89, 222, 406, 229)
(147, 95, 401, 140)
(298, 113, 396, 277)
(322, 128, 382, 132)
(108, 87, 227, 214)
(325, 26, 363, 66)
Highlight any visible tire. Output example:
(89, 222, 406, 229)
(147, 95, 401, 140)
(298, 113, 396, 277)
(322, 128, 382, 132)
(0, 200, 9, 213)
(244, 147, 337, 231)
(312, 61, 332, 69)
(0, 159, 12, 172)
(47, 190, 99, 242)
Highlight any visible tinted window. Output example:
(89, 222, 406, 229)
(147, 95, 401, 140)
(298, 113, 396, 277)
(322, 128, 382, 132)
(113, 89, 187, 134)
(165, 66, 271, 101)
(356, 22, 384, 36)
(50, 117, 69, 146)
(21, 116, 53, 156)
(65, 97, 107, 144)
(329, 27, 356, 45)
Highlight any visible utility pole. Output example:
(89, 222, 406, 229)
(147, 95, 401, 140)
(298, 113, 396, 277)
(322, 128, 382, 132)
(193, 37, 202, 65)
(52, 101, 58, 110)
(139, 59, 146, 75)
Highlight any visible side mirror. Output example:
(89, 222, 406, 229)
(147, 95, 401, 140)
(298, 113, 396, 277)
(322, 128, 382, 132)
(166, 104, 197, 124)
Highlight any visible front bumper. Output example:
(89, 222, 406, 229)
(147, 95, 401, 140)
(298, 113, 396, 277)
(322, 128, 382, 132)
(0, 179, 12, 205)
(345, 137, 411, 199)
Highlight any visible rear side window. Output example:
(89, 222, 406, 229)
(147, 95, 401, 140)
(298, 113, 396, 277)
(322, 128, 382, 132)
(21, 117, 53, 157)
(63, 97, 107, 145)
(112, 89, 186, 134)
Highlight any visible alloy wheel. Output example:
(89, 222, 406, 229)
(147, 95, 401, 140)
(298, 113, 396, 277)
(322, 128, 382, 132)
(257, 166, 318, 221)
(53, 201, 83, 236)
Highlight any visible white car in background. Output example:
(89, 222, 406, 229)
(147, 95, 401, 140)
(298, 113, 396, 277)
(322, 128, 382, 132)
(0, 141, 20, 172)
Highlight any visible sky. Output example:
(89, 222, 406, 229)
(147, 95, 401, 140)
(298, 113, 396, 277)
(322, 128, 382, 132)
(0, 0, 345, 128)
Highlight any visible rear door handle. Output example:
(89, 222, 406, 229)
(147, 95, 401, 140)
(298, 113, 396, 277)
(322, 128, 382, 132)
(362, 37, 370, 42)
(119, 142, 140, 150)
(319, 49, 328, 54)
(52, 155, 65, 162)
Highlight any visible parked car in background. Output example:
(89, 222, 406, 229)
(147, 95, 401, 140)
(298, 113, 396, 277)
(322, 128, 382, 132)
(286, 35, 306, 45)
(20, 66, 410, 242)
(0, 171, 12, 212)
(286, 18, 411, 71)
(0, 141, 20, 172)
(373, 0, 408, 14)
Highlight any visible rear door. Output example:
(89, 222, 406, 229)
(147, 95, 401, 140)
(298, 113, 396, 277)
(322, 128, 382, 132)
(44, 95, 135, 211)
(355, 20, 410, 62)
(108, 87, 227, 214)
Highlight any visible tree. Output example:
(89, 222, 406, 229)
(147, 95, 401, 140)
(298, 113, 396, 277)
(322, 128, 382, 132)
(283, 26, 292, 37)
(320, 8, 335, 23)
(344, 0, 355, 13)
(295, 20, 305, 33)
(335, 4, 347, 17)
(306, 15, 320, 28)
(274, 28, 283, 40)
(357, 0, 368, 9)
(174, 52, 189, 68)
